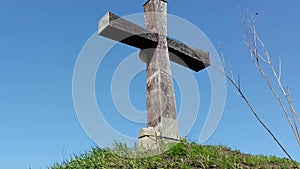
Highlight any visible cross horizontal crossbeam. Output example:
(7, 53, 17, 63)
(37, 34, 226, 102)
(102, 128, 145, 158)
(98, 12, 210, 72)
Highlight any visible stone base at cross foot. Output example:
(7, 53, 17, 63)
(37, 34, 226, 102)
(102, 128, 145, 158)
(138, 125, 180, 149)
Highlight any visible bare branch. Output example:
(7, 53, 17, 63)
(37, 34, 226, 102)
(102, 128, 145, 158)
(245, 16, 300, 145)
(217, 14, 299, 165)
(278, 56, 282, 82)
(212, 65, 298, 166)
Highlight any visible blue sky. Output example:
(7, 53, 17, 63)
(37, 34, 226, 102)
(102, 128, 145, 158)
(0, 0, 299, 168)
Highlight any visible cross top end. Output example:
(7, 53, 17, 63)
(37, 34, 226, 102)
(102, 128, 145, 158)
(144, 0, 167, 6)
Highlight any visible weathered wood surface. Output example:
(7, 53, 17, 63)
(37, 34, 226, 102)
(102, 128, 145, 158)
(143, 0, 178, 139)
(98, 12, 210, 72)
(98, 0, 211, 142)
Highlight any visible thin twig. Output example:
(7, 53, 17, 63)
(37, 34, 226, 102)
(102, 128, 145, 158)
(213, 65, 298, 167)
(249, 24, 300, 144)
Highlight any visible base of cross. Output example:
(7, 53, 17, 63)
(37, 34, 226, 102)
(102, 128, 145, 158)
(138, 127, 181, 149)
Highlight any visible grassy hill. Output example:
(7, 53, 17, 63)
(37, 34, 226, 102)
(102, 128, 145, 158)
(51, 140, 299, 169)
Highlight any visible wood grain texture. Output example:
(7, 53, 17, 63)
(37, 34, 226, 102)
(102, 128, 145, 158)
(143, 0, 179, 139)
(98, 12, 210, 72)
(98, 0, 210, 140)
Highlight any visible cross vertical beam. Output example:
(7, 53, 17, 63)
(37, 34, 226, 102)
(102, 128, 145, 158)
(143, 0, 179, 140)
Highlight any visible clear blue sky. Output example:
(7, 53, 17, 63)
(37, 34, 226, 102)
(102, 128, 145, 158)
(0, 0, 299, 168)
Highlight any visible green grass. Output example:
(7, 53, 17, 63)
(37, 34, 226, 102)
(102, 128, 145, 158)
(51, 140, 299, 169)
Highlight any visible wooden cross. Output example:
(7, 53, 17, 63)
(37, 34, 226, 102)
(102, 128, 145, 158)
(98, 0, 210, 144)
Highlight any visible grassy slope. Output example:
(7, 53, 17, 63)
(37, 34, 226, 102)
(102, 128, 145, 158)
(51, 140, 299, 169)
